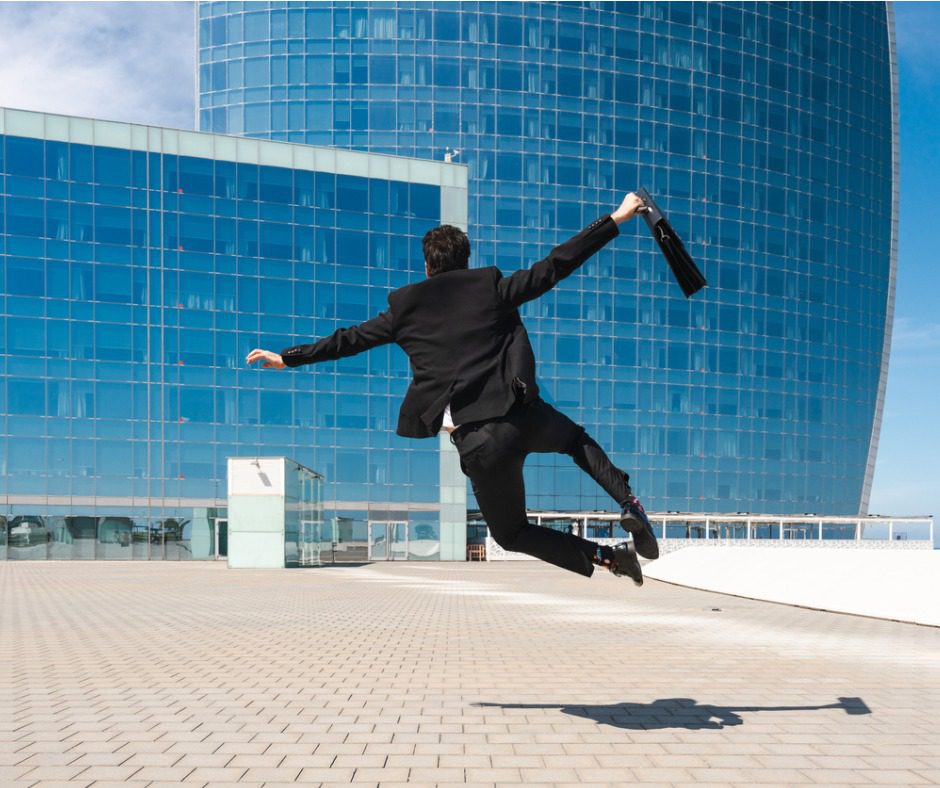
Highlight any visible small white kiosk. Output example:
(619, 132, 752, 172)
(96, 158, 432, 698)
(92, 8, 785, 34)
(226, 457, 324, 568)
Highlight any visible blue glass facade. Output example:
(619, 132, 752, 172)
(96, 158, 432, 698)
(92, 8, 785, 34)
(0, 109, 467, 560)
(198, 1, 898, 515)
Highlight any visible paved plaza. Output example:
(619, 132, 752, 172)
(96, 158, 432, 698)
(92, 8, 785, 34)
(2, 560, 939, 788)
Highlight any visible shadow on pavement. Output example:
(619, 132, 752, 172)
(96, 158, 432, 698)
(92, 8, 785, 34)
(476, 696, 871, 730)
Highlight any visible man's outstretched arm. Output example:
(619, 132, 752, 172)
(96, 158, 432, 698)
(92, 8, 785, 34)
(246, 310, 395, 370)
(497, 192, 644, 309)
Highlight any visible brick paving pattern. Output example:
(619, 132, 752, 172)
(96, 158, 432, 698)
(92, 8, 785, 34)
(2, 560, 939, 787)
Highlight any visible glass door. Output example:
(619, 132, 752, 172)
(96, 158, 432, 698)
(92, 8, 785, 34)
(368, 521, 408, 561)
(389, 522, 407, 560)
(214, 518, 228, 560)
(299, 519, 321, 566)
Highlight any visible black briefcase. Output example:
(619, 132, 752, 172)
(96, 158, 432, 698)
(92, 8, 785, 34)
(637, 187, 707, 298)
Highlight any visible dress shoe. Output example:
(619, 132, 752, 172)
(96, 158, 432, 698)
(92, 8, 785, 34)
(620, 497, 659, 560)
(608, 541, 643, 586)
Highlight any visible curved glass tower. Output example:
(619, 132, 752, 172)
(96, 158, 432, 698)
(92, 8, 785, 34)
(197, 2, 898, 516)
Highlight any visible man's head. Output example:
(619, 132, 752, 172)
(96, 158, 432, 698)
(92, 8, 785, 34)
(422, 224, 470, 277)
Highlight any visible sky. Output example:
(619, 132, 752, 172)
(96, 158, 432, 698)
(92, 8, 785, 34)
(867, 2, 940, 534)
(0, 2, 937, 534)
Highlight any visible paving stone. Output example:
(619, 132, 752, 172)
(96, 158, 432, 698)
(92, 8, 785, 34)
(2, 561, 939, 787)
(17, 765, 86, 781)
(202, 783, 264, 788)
(68, 752, 131, 767)
(11, 782, 82, 788)
(227, 753, 284, 768)
(72, 765, 142, 780)
(185, 766, 248, 782)
(406, 767, 465, 782)
(119, 751, 183, 768)
(296, 766, 356, 782)
(856, 769, 932, 784)
(12, 753, 77, 767)
(149, 783, 209, 788)
(241, 766, 301, 781)
(83, 781, 150, 788)
(130, 765, 196, 781)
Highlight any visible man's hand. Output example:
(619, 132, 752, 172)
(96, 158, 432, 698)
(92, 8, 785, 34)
(611, 192, 646, 225)
(246, 349, 286, 369)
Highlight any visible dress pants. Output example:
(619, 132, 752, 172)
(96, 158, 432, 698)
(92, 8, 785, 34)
(451, 398, 632, 577)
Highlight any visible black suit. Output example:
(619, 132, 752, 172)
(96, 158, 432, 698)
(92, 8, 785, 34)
(281, 215, 631, 577)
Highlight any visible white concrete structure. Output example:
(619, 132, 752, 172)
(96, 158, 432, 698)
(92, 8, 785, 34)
(226, 457, 322, 569)
(643, 546, 940, 627)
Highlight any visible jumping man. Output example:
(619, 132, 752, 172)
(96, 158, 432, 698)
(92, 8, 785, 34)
(247, 192, 659, 585)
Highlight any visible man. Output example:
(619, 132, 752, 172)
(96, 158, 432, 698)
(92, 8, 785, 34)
(247, 192, 659, 585)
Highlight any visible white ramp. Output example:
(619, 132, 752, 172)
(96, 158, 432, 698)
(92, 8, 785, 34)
(643, 547, 940, 627)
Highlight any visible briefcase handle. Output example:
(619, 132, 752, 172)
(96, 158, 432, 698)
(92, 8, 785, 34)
(635, 187, 662, 224)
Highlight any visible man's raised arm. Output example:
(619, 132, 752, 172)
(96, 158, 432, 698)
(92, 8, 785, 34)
(497, 192, 644, 309)
(246, 310, 395, 370)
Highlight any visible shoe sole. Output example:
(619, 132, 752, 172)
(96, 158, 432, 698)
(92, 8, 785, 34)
(620, 514, 660, 561)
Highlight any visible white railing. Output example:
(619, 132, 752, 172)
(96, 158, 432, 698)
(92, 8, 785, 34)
(480, 512, 935, 560)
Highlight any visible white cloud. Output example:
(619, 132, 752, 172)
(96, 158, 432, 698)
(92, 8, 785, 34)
(893, 322, 940, 381)
(889, 317, 940, 354)
(0, 2, 195, 130)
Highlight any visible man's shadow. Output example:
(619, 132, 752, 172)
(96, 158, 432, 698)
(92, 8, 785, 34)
(476, 696, 871, 730)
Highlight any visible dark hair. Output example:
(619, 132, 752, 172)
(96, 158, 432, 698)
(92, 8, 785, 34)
(422, 224, 470, 276)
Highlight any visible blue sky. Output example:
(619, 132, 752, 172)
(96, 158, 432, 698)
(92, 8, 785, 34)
(868, 2, 940, 533)
(0, 2, 936, 532)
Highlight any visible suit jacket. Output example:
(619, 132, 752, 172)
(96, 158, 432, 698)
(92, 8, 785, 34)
(281, 214, 620, 438)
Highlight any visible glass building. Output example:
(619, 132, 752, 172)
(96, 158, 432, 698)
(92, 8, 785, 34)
(197, 2, 899, 517)
(0, 107, 467, 561)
